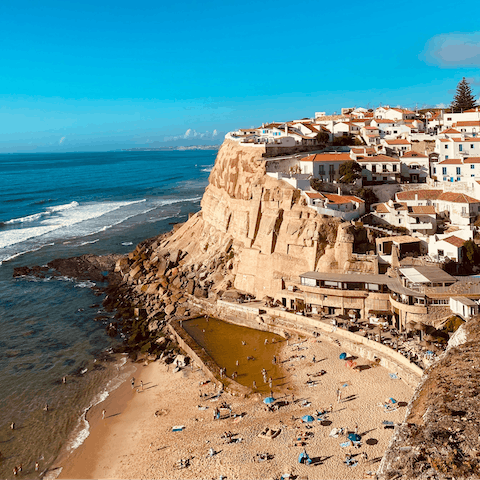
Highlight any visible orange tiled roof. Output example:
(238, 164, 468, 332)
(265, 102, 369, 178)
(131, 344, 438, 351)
(442, 128, 461, 134)
(442, 236, 466, 248)
(357, 154, 400, 163)
(439, 157, 480, 165)
(385, 139, 411, 145)
(410, 206, 436, 214)
(305, 192, 324, 199)
(452, 137, 480, 142)
(375, 203, 389, 213)
(396, 190, 443, 201)
(301, 153, 351, 162)
(323, 193, 364, 204)
(374, 119, 398, 124)
(454, 121, 480, 127)
(438, 192, 480, 204)
(402, 151, 428, 158)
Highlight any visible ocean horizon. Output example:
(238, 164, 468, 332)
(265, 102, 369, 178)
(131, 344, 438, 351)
(0, 149, 216, 477)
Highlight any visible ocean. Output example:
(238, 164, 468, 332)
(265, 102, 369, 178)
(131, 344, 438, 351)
(0, 150, 215, 478)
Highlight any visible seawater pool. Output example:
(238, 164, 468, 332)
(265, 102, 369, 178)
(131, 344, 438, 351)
(182, 317, 287, 393)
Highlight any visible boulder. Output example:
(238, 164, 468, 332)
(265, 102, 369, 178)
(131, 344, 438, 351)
(146, 282, 160, 295)
(148, 320, 159, 332)
(186, 280, 195, 295)
(165, 304, 176, 316)
(173, 354, 189, 367)
(156, 257, 168, 276)
(176, 306, 187, 317)
(194, 287, 208, 298)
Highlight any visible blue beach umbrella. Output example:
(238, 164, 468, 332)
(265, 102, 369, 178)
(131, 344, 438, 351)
(348, 433, 361, 442)
(389, 398, 397, 404)
(339, 352, 347, 360)
(302, 415, 315, 423)
(263, 396, 275, 404)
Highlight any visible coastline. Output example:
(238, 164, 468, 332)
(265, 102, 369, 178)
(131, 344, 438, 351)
(53, 331, 413, 480)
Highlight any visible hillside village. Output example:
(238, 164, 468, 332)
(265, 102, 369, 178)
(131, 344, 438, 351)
(224, 104, 480, 363)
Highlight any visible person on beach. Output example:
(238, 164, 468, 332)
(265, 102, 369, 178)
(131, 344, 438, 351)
(140, 380, 144, 391)
(272, 355, 276, 365)
(253, 381, 257, 389)
(102, 409, 106, 420)
(44, 404, 49, 411)
(329, 404, 333, 413)
(62, 376, 67, 384)
(269, 377, 273, 389)
(10, 422, 15, 430)
(18, 464, 22, 472)
(337, 389, 341, 403)
(13, 466, 18, 476)
(131, 377, 135, 389)
(264, 339, 268, 345)
(35, 461, 39, 471)
(354, 423, 358, 434)
(312, 355, 316, 363)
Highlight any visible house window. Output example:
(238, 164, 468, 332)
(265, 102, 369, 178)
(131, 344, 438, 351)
(459, 144, 463, 152)
(445, 145, 448, 149)
(443, 177, 447, 181)
(456, 167, 461, 175)
(319, 167, 325, 175)
(445, 155, 449, 159)
(447, 117, 452, 121)
(393, 164, 397, 172)
(471, 144, 475, 149)
(383, 176, 387, 182)
(471, 164, 475, 169)
(382, 165, 387, 172)
(457, 177, 461, 181)
(442, 167, 447, 175)
(372, 165, 377, 173)
(438, 249, 444, 256)
(394, 130, 397, 134)
(433, 167, 436, 174)
(398, 219, 402, 224)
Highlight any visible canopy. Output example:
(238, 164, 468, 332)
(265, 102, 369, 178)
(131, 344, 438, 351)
(298, 451, 311, 464)
(302, 415, 314, 423)
(339, 352, 347, 360)
(263, 397, 275, 404)
(348, 433, 361, 442)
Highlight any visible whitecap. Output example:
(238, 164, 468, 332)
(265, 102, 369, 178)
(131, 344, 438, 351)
(121, 241, 133, 246)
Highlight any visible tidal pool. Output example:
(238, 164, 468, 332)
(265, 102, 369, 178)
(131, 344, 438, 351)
(183, 317, 287, 393)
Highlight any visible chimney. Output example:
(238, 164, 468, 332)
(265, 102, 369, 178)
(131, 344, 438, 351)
(285, 124, 288, 135)
(415, 193, 418, 201)
(337, 186, 342, 195)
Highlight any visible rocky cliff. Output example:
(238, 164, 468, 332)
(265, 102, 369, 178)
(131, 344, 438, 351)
(114, 139, 380, 321)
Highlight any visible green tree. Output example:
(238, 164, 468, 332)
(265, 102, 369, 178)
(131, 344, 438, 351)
(451, 77, 478, 112)
(310, 177, 323, 191)
(339, 161, 362, 184)
(354, 187, 378, 210)
(462, 239, 480, 269)
(316, 131, 330, 144)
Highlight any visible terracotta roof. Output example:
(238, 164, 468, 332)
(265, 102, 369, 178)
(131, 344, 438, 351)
(364, 126, 379, 130)
(454, 121, 480, 127)
(374, 119, 398, 124)
(442, 236, 466, 248)
(442, 128, 461, 134)
(396, 190, 443, 201)
(463, 109, 480, 113)
(300, 153, 351, 162)
(439, 139, 451, 142)
(439, 157, 480, 165)
(402, 151, 428, 158)
(351, 147, 376, 155)
(305, 192, 324, 199)
(452, 137, 480, 142)
(385, 139, 411, 145)
(438, 192, 480, 204)
(357, 154, 400, 163)
(323, 193, 364, 204)
(375, 203, 389, 213)
(410, 206, 436, 214)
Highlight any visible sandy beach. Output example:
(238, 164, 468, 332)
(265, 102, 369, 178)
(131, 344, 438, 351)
(56, 333, 413, 480)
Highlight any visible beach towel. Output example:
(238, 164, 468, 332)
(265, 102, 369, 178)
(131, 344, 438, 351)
(340, 441, 351, 448)
(341, 383, 348, 388)
(329, 428, 339, 437)
(389, 373, 399, 379)
(172, 425, 185, 432)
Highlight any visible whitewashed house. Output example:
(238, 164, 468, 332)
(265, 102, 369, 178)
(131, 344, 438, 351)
(382, 138, 412, 156)
(357, 154, 401, 183)
(435, 136, 480, 161)
(449, 296, 478, 320)
(435, 157, 480, 183)
(372, 200, 437, 235)
(401, 151, 429, 183)
(453, 121, 480, 137)
(361, 125, 381, 145)
(298, 153, 351, 182)
(305, 192, 365, 220)
(428, 235, 465, 262)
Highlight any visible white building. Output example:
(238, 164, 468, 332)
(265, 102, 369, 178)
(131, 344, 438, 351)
(357, 154, 401, 183)
(449, 296, 478, 320)
(372, 201, 437, 235)
(435, 137, 480, 162)
(298, 153, 351, 182)
(396, 189, 480, 227)
(305, 192, 365, 220)
(428, 235, 465, 263)
(434, 157, 480, 183)
(382, 138, 412, 156)
(401, 151, 429, 183)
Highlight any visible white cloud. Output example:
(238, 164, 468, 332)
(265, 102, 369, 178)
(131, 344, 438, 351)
(164, 128, 221, 142)
(422, 32, 480, 67)
(212, 129, 218, 137)
(59, 136, 66, 144)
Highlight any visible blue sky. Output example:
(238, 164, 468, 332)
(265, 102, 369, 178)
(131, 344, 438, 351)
(1, 0, 480, 152)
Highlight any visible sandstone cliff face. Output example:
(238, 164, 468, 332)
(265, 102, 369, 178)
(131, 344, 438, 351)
(115, 140, 377, 318)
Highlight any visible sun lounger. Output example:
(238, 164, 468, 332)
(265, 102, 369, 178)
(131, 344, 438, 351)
(172, 425, 185, 432)
(340, 441, 351, 448)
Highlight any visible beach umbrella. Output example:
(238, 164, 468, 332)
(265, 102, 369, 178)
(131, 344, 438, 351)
(263, 396, 275, 404)
(386, 398, 397, 404)
(302, 415, 315, 423)
(339, 352, 347, 360)
(348, 433, 361, 442)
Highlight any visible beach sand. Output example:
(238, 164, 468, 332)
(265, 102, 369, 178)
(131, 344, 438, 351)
(56, 335, 413, 479)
